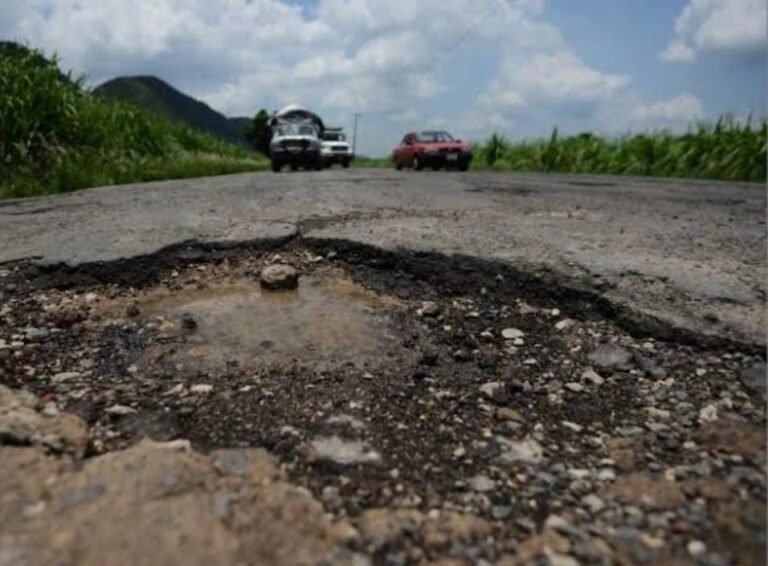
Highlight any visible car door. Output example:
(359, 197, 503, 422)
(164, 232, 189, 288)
(400, 133, 416, 166)
(394, 134, 411, 166)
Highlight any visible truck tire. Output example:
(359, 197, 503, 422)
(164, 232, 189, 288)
(271, 160, 282, 173)
(342, 159, 350, 169)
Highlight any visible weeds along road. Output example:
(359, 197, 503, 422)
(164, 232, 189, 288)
(0, 168, 764, 348)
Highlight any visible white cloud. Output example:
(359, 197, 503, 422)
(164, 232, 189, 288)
(0, 1, 720, 154)
(662, 0, 767, 63)
(629, 94, 704, 122)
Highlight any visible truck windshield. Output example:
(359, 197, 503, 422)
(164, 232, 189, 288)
(323, 133, 346, 141)
(275, 124, 317, 136)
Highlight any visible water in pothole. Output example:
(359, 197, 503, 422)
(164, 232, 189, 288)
(136, 273, 401, 370)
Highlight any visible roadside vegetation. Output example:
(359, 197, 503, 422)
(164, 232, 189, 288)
(0, 43, 267, 199)
(471, 120, 766, 182)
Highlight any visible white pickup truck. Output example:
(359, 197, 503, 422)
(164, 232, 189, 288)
(320, 128, 353, 169)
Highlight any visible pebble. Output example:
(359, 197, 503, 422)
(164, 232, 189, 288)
(468, 475, 496, 492)
(420, 301, 441, 317)
(190, 384, 213, 394)
(497, 437, 544, 465)
(105, 404, 137, 417)
(309, 436, 381, 465)
(581, 494, 606, 513)
(687, 540, 706, 557)
(581, 368, 605, 386)
(588, 345, 632, 369)
(562, 421, 583, 433)
(555, 319, 576, 331)
(260, 264, 299, 291)
(698, 404, 718, 423)
(479, 382, 503, 399)
(495, 407, 524, 422)
(501, 328, 525, 340)
(564, 382, 584, 393)
(52, 371, 82, 383)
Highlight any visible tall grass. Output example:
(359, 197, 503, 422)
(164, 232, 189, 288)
(0, 44, 266, 198)
(472, 118, 766, 182)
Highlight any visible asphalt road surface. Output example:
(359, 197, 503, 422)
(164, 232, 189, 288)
(0, 169, 764, 347)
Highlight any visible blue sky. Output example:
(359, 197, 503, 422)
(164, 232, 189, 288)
(1, 0, 765, 155)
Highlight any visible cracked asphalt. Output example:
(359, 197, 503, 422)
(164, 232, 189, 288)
(0, 169, 764, 347)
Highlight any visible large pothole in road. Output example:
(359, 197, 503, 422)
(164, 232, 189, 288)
(0, 243, 765, 564)
(124, 270, 401, 372)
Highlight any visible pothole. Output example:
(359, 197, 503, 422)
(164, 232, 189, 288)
(122, 271, 401, 371)
(0, 242, 765, 564)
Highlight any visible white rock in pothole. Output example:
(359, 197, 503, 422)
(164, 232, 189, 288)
(51, 372, 82, 383)
(105, 404, 137, 416)
(326, 414, 367, 431)
(468, 474, 496, 492)
(479, 382, 504, 398)
(497, 437, 544, 465)
(698, 403, 718, 423)
(310, 436, 381, 465)
(501, 328, 525, 340)
(581, 368, 605, 386)
(260, 264, 299, 291)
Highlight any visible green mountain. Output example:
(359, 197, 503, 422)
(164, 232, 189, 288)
(94, 76, 248, 146)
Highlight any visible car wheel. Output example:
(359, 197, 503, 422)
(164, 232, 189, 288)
(413, 155, 424, 171)
(395, 162, 403, 170)
(459, 162, 469, 172)
(290, 163, 299, 171)
(271, 161, 282, 173)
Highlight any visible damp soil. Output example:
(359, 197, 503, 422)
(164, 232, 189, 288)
(0, 241, 765, 564)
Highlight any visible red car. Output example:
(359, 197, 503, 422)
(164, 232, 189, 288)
(392, 131, 472, 171)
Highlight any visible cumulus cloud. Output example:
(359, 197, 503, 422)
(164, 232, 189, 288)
(662, 0, 767, 63)
(629, 94, 704, 122)
(0, 0, 715, 154)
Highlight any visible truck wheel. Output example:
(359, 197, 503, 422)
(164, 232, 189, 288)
(413, 155, 424, 171)
(271, 161, 282, 173)
(314, 161, 323, 171)
(290, 163, 299, 171)
(342, 159, 350, 169)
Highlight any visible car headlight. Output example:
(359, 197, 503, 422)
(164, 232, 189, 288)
(424, 148, 439, 154)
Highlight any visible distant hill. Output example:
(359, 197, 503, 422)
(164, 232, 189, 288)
(94, 76, 249, 146)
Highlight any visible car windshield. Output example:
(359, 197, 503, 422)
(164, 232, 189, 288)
(417, 131, 454, 143)
(323, 132, 346, 141)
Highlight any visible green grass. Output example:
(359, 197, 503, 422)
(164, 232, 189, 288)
(0, 43, 266, 199)
(471, 120, 766, 182)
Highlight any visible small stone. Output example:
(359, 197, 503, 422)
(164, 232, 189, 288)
(687, 540, 706, 557)
(51, 372, 82, 383)
(597, 469, 616, 481)
(309, 436, 381, 466)
(419, 347, 439, 366)
(420, 301, 441, 317)
(562, 421, 583, 433)
(564, 382, 584, 393)
(260, 264, 299, 291)
(468, 475, 496, 492)
(581, 368, 604, 386)
(453, 349, 470, 362)
(491, 506, 512, 520)
(555, 319, 575, 331)
(581, 494, 605, 513)
(588, 345, 633, 369)
(698, 404, 718, 423)
(126, 304, 140, 317)
(501, 328, 525, 340)
(105, 404, 137, 417)
(190, 384, 213, 394)
(84, 292, 99, 303)
(479, 382, 503, 399)
(495, 407, 524, 422)
(497, 437, 544, 465)
(25, 328, 49, 341)
(453, 445, 467, 458)
(695, 368, 707, 377)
